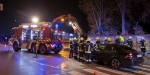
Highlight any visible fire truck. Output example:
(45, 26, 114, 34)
(11, 14, 85, 55)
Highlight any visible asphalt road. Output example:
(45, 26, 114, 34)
(0, 44, 150, 75)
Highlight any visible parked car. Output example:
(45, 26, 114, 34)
(92, 44, 144, 69)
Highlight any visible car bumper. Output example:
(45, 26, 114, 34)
(121, 58, 144, 67)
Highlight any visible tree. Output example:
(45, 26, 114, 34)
(79, 0, 150, 35)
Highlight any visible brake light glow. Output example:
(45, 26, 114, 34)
(125, 53, 133, 59)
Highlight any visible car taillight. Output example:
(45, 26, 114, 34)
(125, 53, 134, 59)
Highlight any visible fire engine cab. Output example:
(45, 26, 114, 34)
(11, 22, 63, 54)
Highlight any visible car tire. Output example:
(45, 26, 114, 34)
(111, 58, 121, 69)
(31, 43, 36, 53)
(39, 44, 47, 55)
(13, 43, 19, 52)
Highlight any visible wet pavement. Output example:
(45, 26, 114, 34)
(1, 44, 150, 75)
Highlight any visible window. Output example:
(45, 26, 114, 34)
(104, 45, 112, 51)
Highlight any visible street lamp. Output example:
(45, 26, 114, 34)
(32, 17, 39, 23)
(69, 21, 72, 25)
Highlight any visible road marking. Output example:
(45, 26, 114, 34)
(83, 69, 110, 75)
(120, 67, 150, 75)
(96, 67, 133, 75)
(68, 71, 85, 75)
(140, 64, 150, 68)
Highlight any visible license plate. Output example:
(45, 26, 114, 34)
(137, 54, 142, 57)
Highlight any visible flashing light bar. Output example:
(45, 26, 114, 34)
(31, 25, 37, 27)
(23, 25, 29, 28)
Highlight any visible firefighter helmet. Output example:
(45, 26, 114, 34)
(87, 38, 91, 41)
(104, 37, 107, 40)
(69, 38, 72, 41)
(80, 37, 84, 40)
(108, 38, 111, 41)
(96, 37, 100, 40)
(129, 36, 132, 39)
(74, 37, 77, 40)
(116, 36, 119, 38)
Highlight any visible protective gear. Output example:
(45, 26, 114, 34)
(74, 37, 77, 40)
(95, 37, 101, 49)
(104, 37, 108, 44)
(85, 41, 93, 64)
(69, 39, 74, 58)
(120, 36, 124, 44)
(96, 37, 100, 40)
(80, 37, 84, 41)
(115, 36, 120, 44)
(78, 39, 85, 62)
(87, 38, 91, 41)
(107, 38, 112, 44)
(73, 40, 79, 60)
(127, 37, 133, 48)
(139, 38, 147, 56)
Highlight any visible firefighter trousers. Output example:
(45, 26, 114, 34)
(141, 48, 146, 56)
(69, 49, 74, 58)
(85, 53, 91, 64)
(74, 49, 78, 60)
(78, 51, 84, 62)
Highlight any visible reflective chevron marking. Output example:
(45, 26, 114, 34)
(96, 67, 133, 75)
(83, 69, 110, 75)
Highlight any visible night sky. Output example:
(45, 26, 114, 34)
(0, 0, 89, 36)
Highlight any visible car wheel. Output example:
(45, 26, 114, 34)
(111, 58, 121, 69)
(39, 45, 47, 55)
(13, 43, 19, 52)
(31, 44, 36, 53)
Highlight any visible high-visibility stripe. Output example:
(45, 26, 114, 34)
(96, 67, 133, 75)
(68, 71, 85, 75)
(83, 69, 110, 75)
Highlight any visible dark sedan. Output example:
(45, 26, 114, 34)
(92, 44, 144, 69)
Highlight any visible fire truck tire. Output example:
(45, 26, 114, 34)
(31, 43, 36, 53)
(39, 44, 47, 55)
(13, 42, 19, 52)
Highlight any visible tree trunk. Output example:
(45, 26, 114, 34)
(121, 0, 125, 35)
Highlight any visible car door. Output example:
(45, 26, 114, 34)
(101, 45, 115, 63)
(96, 44, 106, 61)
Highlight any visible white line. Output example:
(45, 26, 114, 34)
(83, 69, 110, 75)
(96, 67, 133, 75)
(140, 64, 150, 68)
(120, 67, 150, 75)
(68, 71, 85, 75)
(133, 66, 150, 72)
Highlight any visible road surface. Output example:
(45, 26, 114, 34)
(0, 43, 150, 75)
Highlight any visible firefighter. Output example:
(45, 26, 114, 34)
(139, 37, 147, 56)
(104, 37, 108, 44)
(78, 37, 85, 62)
(127, 36, 133, 48)
(115, 36, 120, 44)
(69, 38, 74, 58)
(95, 37, 101, 49)
(120, 36, 124, 44)
(73, 37, 79, 60)
(107, 38, 112, 44)
(85, 38, 93, 64)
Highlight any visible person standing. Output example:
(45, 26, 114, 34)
(78, 37, 85, 62)
(69, 38, 74, 58)
(115, 36, 120, 44)
(127, 36, 133, 48)
(85, 38, 93, 64)
(73, 37, 79, 60)
(139, 37, 147, 56)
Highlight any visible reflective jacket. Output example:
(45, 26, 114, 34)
(85, 41, 93, 53)
(79, 40, 85, 51)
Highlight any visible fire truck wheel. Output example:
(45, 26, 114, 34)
(31, 43, 36, 53)
(13, 43, 19, 52)
(39, 44, 47, 55)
